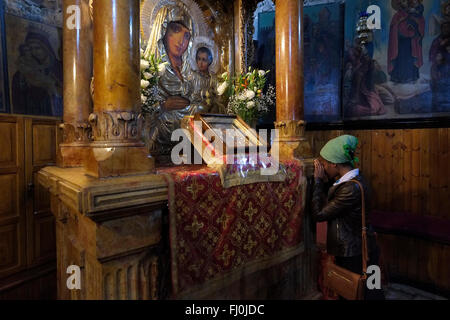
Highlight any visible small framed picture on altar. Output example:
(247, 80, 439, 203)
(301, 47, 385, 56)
(181, 114, 269, 165)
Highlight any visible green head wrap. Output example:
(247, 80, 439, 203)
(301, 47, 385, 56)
(320, 135, 359, 166)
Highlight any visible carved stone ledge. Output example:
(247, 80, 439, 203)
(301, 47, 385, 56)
(38, 167, 168, 215)
(88, 111, 144, 145)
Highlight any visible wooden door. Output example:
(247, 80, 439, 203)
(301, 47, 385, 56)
(0, 116, 26, 278)
(25, 118, 60, 267)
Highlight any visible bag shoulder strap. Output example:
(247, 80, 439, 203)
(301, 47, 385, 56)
(349, 179, 368, 275)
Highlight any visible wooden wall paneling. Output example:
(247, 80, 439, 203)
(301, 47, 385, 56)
(417, 236, 430, 284)
(305, 131, 315, 156)
(405, 237, 418, 282)
(418, 129, 431, 216)
(392, 236, 403, 281)
(0, 116, 25, 279)
(390, 235, 401, 277)
(371, 130, 385, 210)
(427, 241, 440, 288)
(446, 128, 449, 218)
(428, 242, 440, 288)
(315, 130, 324, 156)
(391, 129, 404, 213)
(438, 128, 448, 219)
(376, 234, 388, 278)
(358, 130, 372, 184)
(304, 131, 316, 156)
(383, 130, 393, 212)
(436, 243, 448, 290)
(25, 118, 59, 267)
(379, 234, 396, 278)
(428, 129, 440, 217)
(402, 129, 413, 214)
(443, 245, 450, 290)
(314, 130, 325, 155)
(311, 130, 320, 156)
(380, 130, 390, 211)
(0, 264, 56, 300)
(311, 130, 322, 156)
(411, 129, 421, 215)
(395, 236, 407, 277)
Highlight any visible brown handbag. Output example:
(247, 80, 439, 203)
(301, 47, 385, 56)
(323, 179, 369, 300)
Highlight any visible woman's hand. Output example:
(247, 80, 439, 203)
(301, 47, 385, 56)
(163, 96, 190, 110)
(314, 159, 326, 180)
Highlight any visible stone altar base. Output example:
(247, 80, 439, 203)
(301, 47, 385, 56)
(38, 165, 319, 300)
(38, 167, 168, 300)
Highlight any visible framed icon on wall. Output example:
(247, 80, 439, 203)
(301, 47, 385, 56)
(5, 14, 63, 117)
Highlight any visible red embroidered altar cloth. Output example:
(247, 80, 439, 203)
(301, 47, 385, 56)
(158, 160, 305, 298)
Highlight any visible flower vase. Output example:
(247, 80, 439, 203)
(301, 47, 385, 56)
(239, 116, 257, 129)
(248, 118, 258, 129)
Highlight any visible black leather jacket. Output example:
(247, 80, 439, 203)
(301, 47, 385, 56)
(312, 174, 377, 257)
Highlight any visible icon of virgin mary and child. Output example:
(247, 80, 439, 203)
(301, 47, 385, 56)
(143, 5, 222, 156)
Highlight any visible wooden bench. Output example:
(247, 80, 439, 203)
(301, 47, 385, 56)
(371, 210, 450, 297)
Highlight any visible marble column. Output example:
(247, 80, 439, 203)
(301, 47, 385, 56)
(85, 0, 154, 178)
(58, 0, 93, 167)
(273, 0, 313, 165)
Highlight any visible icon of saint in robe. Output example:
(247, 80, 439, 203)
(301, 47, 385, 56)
(143, 5, 198, 156)
(188, 37, 224, 114)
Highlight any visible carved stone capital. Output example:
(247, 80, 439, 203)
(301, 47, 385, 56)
(85, 111, 154, 177)
(60, 122, 93, 145)
(272, 120, 313, 164)
(88, 111, 144, 146)
(274, 120, 306, 141)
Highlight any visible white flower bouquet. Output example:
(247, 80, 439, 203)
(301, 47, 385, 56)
(140, 49, 168, 115)
(217, 67, 275, 125)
